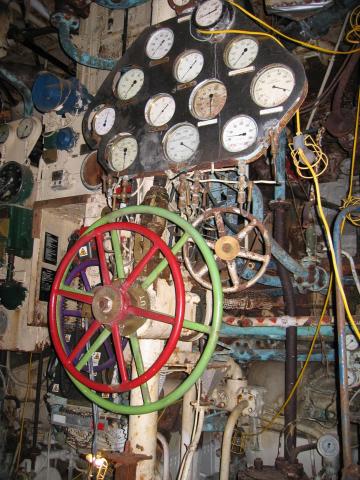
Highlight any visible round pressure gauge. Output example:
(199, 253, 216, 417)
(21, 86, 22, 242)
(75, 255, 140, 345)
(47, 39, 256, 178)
(346, 334, 359, 351)
(92, 106, 116, 136)
(163, 122, 200, 163)
(224, 37, 259, 69)
(173, 50, 204, 84)
(222, 115, 258, 153)
(168, 0, 195, 13)
(145, 28, 174, 60)
(17, 117, 35, 140)
(0, 124, 10, 144)
(250, 64, 295, 108)
(116, 68, 144, 100)
(317, 435, 340, 458)
(194, 0, 225, 28)
(145, 93, 176, 127)
(189, 79, 227, 120)
(107, 134, 138, 172)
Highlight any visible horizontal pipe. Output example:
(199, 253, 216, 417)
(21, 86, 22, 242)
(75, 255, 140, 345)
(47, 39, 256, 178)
(94, 0, 149, 8)
(228, 350, 334, 363)
(0, 67, 33, 116)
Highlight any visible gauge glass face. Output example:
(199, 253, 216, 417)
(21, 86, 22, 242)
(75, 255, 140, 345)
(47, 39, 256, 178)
(251, 65, 295, 108)
(189, 79, 227, 120)
(346, 334, 359, 351)
(0, 124, 10, 144)
(145, 28, 174, 60)
(116, 69, 144, 100)
(163, 122, 200, 163)
(172, 0, 191, 6)
(222, 115, 258, 153)
(17, 118, 34, 139)
(109, 135, 138, 172)
(174, 50, 204, 84)
(93, 107, 116, 136)
(195, 0, 223, 27)
(145, 94, 176, 127)
(224, 37, 258, 69)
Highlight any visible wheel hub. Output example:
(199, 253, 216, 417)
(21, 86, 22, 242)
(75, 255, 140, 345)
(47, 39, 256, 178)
(215, 235, 240, 261)
(92, 284, 122, 326)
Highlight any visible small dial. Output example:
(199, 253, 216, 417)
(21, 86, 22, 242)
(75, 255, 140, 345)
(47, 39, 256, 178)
(107, 134, 138, 172)
(251, 64, 295, 108)
(92, 107, 116, 136)
(116, 68, 144, 100)
(224, 37, 259, 69)
(222, 115, 258, 153)
(194, 0, 224, 27)
(163, 122, 200, 163)
(346, 334, 359, 351)
(173, 50, 204, 84)
(0, 124, 10, 144)
(189, 79, 227, 121)
(145, 28, 174, 60)
(17, 117, 34, 139)
(145, 93, 176, 127)
(317, 435, 340, 458)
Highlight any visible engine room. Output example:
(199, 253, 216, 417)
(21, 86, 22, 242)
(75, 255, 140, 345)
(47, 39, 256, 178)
(0, 0, 359, 478)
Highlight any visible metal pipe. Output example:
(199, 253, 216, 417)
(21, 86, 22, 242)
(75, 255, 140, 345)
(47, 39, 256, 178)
(95, 0, 149, 8)
(219, 323, 342, 339)
(52, 13, 117, 71)
(31, 351, 43, 471)
(274, 130, 287, 201)
(219, 400, 248, 480)
(333, 205, 360, 471)
(289, 442, 317, 464)
(157, 433, 169, 480)
(272, 200, 297, 461)
(181, 385, 196, 462)
(0, 67, 33, 116)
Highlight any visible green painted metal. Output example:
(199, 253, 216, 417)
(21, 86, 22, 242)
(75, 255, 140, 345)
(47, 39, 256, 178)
(76, 329, 111, 371)
(61, 285, 94, 299)
(111, 230, 125, 279)
(65, 206, 223, 414)
(183, 320, 211, 334)
(130, 335, 151, 404)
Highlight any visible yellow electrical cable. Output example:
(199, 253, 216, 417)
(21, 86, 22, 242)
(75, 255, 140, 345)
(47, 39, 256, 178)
(243, 274, 333, 438)
(199, 1, 360, 55)
(197, 28, 284, 47)
(345, 6, 360, 44)
(294, 112, 360, 341)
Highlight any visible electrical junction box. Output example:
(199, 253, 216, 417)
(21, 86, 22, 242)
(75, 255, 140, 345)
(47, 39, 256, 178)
(0, 205, 33, 259)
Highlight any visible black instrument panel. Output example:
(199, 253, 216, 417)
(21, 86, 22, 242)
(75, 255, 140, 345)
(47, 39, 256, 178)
(82, 1, 307, 176)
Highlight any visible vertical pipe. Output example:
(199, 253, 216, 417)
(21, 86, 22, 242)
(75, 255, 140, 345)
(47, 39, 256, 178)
(332, 206, 360, 470)
(181, 385, 197, 461)
(31, 351, 43, 470)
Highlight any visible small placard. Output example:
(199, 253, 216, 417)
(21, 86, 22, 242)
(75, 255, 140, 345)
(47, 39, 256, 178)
(43, 232, 58, 265)
(39, 267, 56, 302)
(228, 66, 255, 76)
(197, 118, 218, 127)
(259, 106, 283, 115)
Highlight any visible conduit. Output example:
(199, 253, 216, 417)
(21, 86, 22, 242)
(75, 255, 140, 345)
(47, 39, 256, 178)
(157, 432, 170, 480)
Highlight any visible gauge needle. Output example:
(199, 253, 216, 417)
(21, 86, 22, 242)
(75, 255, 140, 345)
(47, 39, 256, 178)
(199, 7, 219, 18)
(234, 47, 248, 65)
(153, 40, 165, 55)
(209, 93, 214, 115)
(181, 60, 197, 81)
(180, 141, 194, 152)
(125, 80, 137, 98)
(123, 147, 127, 161)
(230, 132, 246, 137)
(154, 103, 170, 123)
(272, 85, 289, 92)
(103, 112, 109, 127)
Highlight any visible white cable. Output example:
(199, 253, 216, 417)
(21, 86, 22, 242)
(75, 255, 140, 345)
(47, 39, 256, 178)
(130, 178, 145, 198)
(342, 250, 360, 295)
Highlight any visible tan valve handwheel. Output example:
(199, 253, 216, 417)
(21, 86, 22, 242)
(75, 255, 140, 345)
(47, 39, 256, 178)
(183, 207, 271, 293)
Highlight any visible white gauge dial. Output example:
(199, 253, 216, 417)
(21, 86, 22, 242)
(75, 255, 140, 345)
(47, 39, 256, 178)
(0, 124, 10, 144)
(145, 93, 176, 127)
(93, 107, 116, 136)
(346, 334, 359, 351)
(317, 435, 340, 458)
(116, 68, 144, 100)
(108, 134, 138, 172)
(222, 115, 258, 153)
(251, 64, 295, 108)
(145, 28, 174, 60)
(17, 118, 34, 139)
(194, 0, 224, 27)
(163, 122, 200, 163)
(189, 79, 227, 120)
(173, 50, 204, 84)
(224, 37, 259, 69)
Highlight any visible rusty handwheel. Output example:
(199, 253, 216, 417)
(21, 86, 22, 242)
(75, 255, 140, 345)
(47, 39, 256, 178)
(184, 207, 271, 293)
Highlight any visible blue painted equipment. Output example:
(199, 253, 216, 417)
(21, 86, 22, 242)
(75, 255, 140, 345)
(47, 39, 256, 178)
(32, 72, 91, 114)
(94, 0, 149, 8)
(56, 127, 77, 151)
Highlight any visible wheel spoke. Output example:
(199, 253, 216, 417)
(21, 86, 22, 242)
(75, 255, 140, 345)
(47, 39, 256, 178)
(127, 305, 175, 325)
(58, 286, 94, 304)
(238, 248, 267, 263)
(80, 270, 91, 291)
(182, 320, 211, 334)
(197, 264, 209, 278)
(74, 328, 112, 371)
(62, 309, 83, 318)
(111, 230, 126, 280)
(130, 335, 151, 404)
(112, 324, 129, 383)
(237, 221, 257, 241)
(227, 260, 240, 286)
(214, 211, 225, 236)
(122, 244, 158, 291)
(67, 320, 101, 364)
(141, 232, 190, 290)
(95, 233, 111, 285)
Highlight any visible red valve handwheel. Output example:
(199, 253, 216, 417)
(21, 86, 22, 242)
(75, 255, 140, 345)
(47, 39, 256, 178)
(49, 222, 185, 394)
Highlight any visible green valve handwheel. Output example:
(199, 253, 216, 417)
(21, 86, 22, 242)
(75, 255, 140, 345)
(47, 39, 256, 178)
(49, 206, 223, 415)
